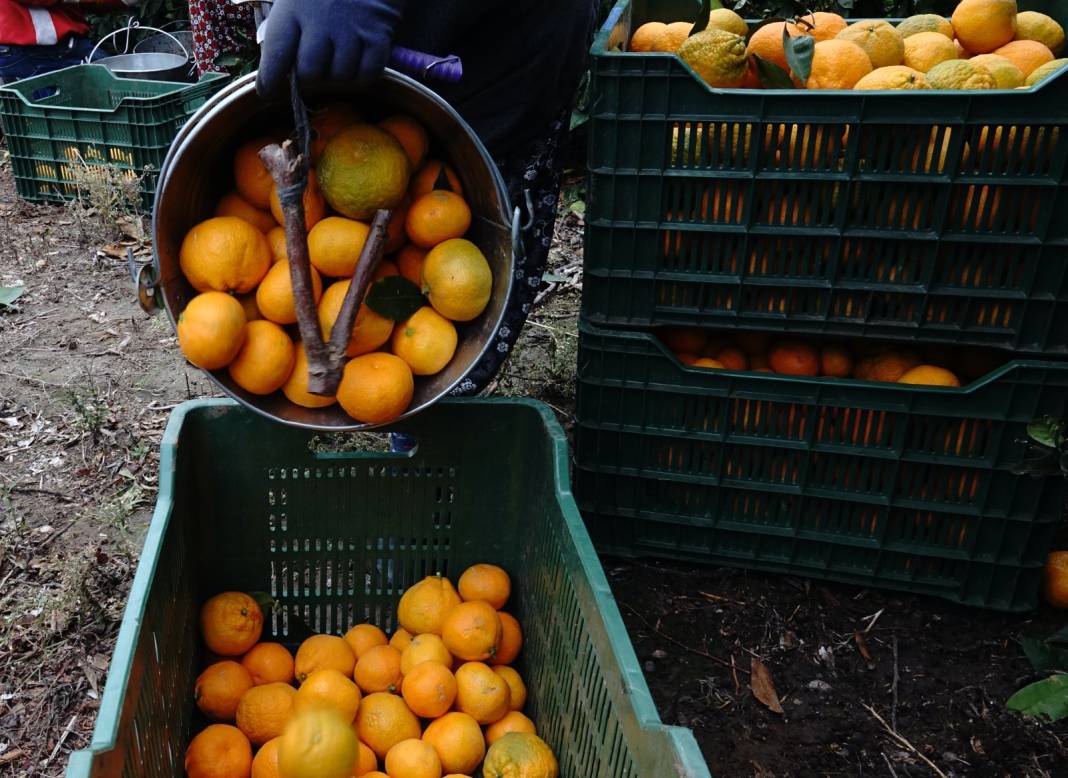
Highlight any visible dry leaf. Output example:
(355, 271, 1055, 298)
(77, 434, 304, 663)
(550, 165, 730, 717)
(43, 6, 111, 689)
(854, 630, 875, 668)
(750, 657, 784, 714)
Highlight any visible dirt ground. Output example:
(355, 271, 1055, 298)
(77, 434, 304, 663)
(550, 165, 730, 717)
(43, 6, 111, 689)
(0, 144, 1065, 778)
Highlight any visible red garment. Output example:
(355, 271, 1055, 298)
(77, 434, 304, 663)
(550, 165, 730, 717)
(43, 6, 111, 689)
(189, 0, 254, 75)
(0, 0, 89, 45)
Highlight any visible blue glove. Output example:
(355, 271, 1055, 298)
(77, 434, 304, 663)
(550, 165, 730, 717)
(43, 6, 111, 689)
(256, 0, 406, 96)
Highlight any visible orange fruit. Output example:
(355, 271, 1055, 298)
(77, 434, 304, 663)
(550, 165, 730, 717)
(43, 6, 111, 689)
(693, 357, 725, 369)
(178, 292, 248, 371)
(676, 352, 701, 366)
(234, 137, 276, 209)
(390, 628, 414, 652)
(902, 31, 959, 71)
(401, 661, 457, 718)
(251, 736, 281, 778)
(856, 351, 921, 383)
(201, 592, 264, 656)
(344, 624, 389, 660)
(661, 327, 707, 354)
(746, 22, 790, 72)
(195, 660, 254, 721)
(380, 115, 429, 169)
(1016, 11, 1065, 55)
(1043, 551, 1068, 608)
(396, 245, 427, 285)
(485, 711, 536, 746)
(836, 19, 905, 68)
(441, 602, 502, 662)
(236, 682, 297, 745)
(185, 724, 253, 778)
(993, 39, 1055, 76)
(896, 14, 954, 40)
(457, 564, 511, 609)
(282, 343, 338, 409)
(242, 643, 295, 686)
(897, 365, 961, 387)
(493, 665, 527, 711)
(266, 226, 288, 263)
(385, 739, 442, 778)
(482, 733, 557, 778)
(820, 345, 854, 378)
(400, 633, 453, 675)
(386, 194, 412, 254)
(353, 741, 379, 776)
(180, 216, 271, 294)
(228, 320, 296, 395)
(651, 21, 693, 52)
(421, 712, 485, 775)
(391, 307, 458, 376)
(631, 22, 667, 52)
(375, 260, 400, 281)
(715, 347, 748, 371)
(278, 708, 359, 778)
(952, 0, 1018, 54)
(270, 169, 327, 231)
(293, 668, 362, 720)
(492, 613, 523, 667)
(806, 39, 873, 89)
(308, 217, 371, 277)
(410, 160, 463, 199)
(318, 280, 394, 358)
(397, 575, 463, 636)
(336, 353, 415, 425)
(355, 692, 422, 760)
(405, 191, 472, 249)
(791, 11, 847, 42)
(317, 124, 411, 220)
(769, 341, 819, 376)
(453, 662, 510, 725)
(295, 634, 356, 683)
(421, 238, 492, 322)
(310, 102, 363, 162)
(216, 191, 278, 234)
(353, 644, 403, 694)
(256, 260, 324, 326)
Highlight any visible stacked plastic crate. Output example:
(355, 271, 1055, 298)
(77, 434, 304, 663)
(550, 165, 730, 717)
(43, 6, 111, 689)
(574, 0, 1068, 610)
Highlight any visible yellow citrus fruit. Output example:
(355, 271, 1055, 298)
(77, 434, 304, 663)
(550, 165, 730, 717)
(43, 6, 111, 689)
(234, 137, 276, 209)
(1026, 57, 1068, 85)
(216, 191, 278, 234)
(293, 668, 362, 723)
(195, 660, 254, 722)
(385, 739, 442, 778)
(968, 54, 1025, 87)
(251, 736, 281, 778)
(1044, 551, 1068, 608)
(993, 39, 1055, 76)
(421, 712, 485, 775)
(1015, 11, 1065, 55)
(344, 624, 389, 660)
(441, 602, 502, 662)
(896, 14, 954, 40)
(398, 575, 463, 636)
(294, 635, 356, 683)
(228, 319, 296, 395)
(353, 644, 403, 694)
(379, 115, 429, 170)
(902, 31, 959, 71)
(400, 633, 453, 675)
(256, 260, 324, 326)
(897, 365, 962, 386)
(746, 22, 790, 72)
(836, 20, 904, 68)
(242, 643, 295, 686)
(266, 226, 288, 263)
(277, 708, 359, 778)
(390, 628, 414, 652)
(282, 343, 337, 409)
(806, 39, 873, 89)
(336, 353, 415, 425)
(492, 613, 523, 667)
(790, 11, 848, 42)
(485, 711, 537, 746)
(236, 682, 297, 745)
(493, 665, 527, 710)
(401, 660, 458, 718)
(952, 0, 1017, 54)
(677, 29, 748, 87)
(317, 123, 411, 220)
(926, 59, 997, 89)
(630, 21, 667, 52)
(185, 724, 253, 778)
(457, 564, 511, 609)
(651, 21, 693, 52)
(180, 216, 271, 294)
(410, 160, 463, 199)
(200, 592, 264, 656)
(308, 217, 371, 277)
(707, 8, 748, 37)
(396, 245, 427, 285)
(390, 306, 458, 376)
(482, 733, 558, 778)
(405, 190, 472, 249)
(310, 102, 363, 162)
(178, 292, 248, 371)
(355, 692, 422, 760)
(854, 65, 930, 89)
(318, 279, 393, 358)
(353, 741, 379, 776)
(421, 238, 492, 322)
(453, 662, 510, 724)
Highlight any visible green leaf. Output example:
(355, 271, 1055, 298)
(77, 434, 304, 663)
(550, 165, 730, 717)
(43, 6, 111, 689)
(1007, 675, 1068, 721)
(365, 276, 426, 322)
(1028, 418, 1061, 449)
(569, 200, 586, 216)
(752, 53, 795, 89)
(248, 591, 277, 613)
(691, 0, 712, 35)
(1021, 637, 1068, 673)
(0, 286, 24, 309)
(570, 110, 589, 132)
(783, 27, 814, 83)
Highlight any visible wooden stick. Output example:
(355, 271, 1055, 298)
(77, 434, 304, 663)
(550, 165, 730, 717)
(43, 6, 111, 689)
(863, 703, 950, 778)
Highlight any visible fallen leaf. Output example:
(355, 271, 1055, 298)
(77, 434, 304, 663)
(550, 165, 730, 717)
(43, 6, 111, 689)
(0, 286, 24, 309)
(750, 658, 784, 714)
(854, 630, 875, 668)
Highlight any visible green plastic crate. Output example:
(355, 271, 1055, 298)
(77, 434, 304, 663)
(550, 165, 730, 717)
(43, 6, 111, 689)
(0, 65, 227, 210)
(65, 398, 710, 778)
(584, 0, 1068, 355)
(574, 319, 1068, 611)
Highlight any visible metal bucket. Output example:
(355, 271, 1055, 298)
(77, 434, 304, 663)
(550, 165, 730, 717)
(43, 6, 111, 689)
(134, 31, 195, 58)
(94, 52, 191, 81)
(152, 72, 516, 431)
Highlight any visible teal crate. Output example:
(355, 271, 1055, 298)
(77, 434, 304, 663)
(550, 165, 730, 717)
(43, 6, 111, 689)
(574, 319, 1068, 611)
(65, 399, 711, 778)
(584, 0, 1068, 355)
(0, 65, 227, 210)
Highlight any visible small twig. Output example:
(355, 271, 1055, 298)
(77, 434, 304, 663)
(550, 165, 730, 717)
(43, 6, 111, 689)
(0, 749, 26, 766)
(892, 634, 900, 733)
(731, 654, 741, 693)
(619, 602, 747, 673)
(43, 713, 78, 765)
(880, 752, 900, 778)
(863, 703, 950, 778)
(863, 608, 886, 633)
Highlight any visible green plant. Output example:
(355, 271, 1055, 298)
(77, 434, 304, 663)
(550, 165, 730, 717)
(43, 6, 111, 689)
(1013, 417, 1068, 479)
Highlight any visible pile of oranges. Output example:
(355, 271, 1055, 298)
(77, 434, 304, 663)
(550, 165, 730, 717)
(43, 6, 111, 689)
(184, 563, 558, 778)
(657, 326, 1005, 387)
(174, 103, 493, 425)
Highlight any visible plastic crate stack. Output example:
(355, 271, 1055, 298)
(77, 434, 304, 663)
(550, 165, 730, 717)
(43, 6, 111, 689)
(574, 0, 1068, 611)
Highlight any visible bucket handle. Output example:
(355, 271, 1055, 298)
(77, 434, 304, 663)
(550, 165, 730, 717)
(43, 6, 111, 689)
(88, 22, 191, 64)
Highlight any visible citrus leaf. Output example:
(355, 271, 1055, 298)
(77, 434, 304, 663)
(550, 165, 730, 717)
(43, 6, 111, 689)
(433, 162, 454, 193)
(0, 285, 24, 309)
(783, 27, 814, 83)
(1007, 675, 1068, 721)
(248, 591, 277, 613)
(365, 276, 426, 321)
(1027, 418, 1061, 449)
(1021, 637, 1068, 673)
(752, 53, 795, 89)
(691, 0, 712, 35)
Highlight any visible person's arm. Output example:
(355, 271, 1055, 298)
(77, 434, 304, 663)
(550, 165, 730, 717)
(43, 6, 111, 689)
(256, 0, 407, 95)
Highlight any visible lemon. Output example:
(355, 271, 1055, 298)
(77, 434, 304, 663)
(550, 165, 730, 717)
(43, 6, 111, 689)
(677, 29, 748, 88)
(316, 124, 410, 220)
(926, 59, 997, 89)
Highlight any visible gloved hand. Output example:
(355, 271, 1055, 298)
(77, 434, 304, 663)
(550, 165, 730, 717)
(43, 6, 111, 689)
(256, 0, 406, 96)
